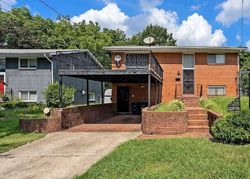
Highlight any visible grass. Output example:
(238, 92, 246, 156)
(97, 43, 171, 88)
(155, 100, 185, 112)
(76, 138, 250, 179)
(0, 109, 46, 153)
(200, 96, 249, 116)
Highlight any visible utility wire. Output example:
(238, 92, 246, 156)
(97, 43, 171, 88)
(241, 0, 244, 48)
(39, 0, 71, 23)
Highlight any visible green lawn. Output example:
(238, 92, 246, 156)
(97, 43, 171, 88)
(76, 138, 250, 179)
(0, 110, 46, 153)
(200, 96, 249, 116)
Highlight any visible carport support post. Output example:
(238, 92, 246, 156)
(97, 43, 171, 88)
(59, 75, 63, 108)
(101, 81, 104, 104)
(148, 74, 151, 107)
(86, 79, 89, 106)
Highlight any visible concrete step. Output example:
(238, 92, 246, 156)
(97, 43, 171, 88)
(188, 126, 209, 133)
(188, 114, 208, 120)
(188, 120, 209, 127)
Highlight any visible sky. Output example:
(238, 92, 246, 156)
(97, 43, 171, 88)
(1, 0, 250, 49)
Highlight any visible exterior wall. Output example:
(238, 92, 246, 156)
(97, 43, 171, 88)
(112, 83, 158, 112)
(5, 57, 52, 103)
(111, 52, 126, 70)
(110, 52, 239, 104)
(195, 53, 238, 97)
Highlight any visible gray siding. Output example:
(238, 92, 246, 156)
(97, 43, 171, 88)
(5, 57, 52, 103)
(52, 52, 103, 105)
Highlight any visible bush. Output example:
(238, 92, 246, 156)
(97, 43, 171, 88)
(199, 97, 217, 110)
(0, 100, 28, 109)
(211, 111, 250, 144)
(43, 82, 76, 108)
(155, 100, 185, 112)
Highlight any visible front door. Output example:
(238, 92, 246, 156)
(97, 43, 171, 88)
(183, 54, 194, 95)
(117, 86, 129, 112)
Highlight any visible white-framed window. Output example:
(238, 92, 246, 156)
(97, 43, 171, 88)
(18, 58, 37, 69)
(19, 91, 37, 102)
(88, 92, 95, 102)
(208, 86, 226, 96)
(207, 54, 225, 64)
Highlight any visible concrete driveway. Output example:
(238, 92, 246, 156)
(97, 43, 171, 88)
(0, 132, 140, 179)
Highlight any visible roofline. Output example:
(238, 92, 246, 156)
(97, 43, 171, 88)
(103, 46, 247, 53)
(0, 49, 104, 69)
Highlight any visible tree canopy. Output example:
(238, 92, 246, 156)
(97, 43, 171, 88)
(0, 7, 177, 68)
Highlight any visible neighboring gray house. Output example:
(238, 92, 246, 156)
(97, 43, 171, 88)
(0, 49, 104, 104)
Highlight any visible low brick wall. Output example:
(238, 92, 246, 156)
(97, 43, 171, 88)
(52, 103, 116, 129)
(19, 117, 61, 133)
(142, 108, 188, 135)
(207, 110, 221, 128)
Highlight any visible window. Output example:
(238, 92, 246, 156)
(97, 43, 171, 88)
(0, 58, 6, 71)
(19, 58, 37, 69)
(88, 92, 95, 102)
(208, 86, 226, 96)
(183, 54, 194, 69)
(19, 91, 37, 102)
(208, 54, 225, 64)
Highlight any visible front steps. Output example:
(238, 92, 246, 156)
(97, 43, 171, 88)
(182, 96, 210, 135)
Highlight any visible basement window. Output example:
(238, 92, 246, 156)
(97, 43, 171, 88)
(19, 91, 37, 102)
(207, 54, 225, 64)
(208, 86, 226, 96)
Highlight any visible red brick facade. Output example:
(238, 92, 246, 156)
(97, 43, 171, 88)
(111, 52, 239, 104)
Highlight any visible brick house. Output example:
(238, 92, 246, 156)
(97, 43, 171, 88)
(58, 46, 242, 114)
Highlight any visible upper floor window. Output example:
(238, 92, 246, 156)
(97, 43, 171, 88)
(125, 54, 148, 68)
(208, 54, 225, 64)
(0, 58, 6, 70)
(183, 54, 194, 69)
(19, 58, 37, 69)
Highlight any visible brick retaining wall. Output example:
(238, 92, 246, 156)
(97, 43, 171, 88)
(19, 117, 61, 133)
(207, 110, 221, 128)
(52, 103, 116, 129)
(142, 108, 188, 135)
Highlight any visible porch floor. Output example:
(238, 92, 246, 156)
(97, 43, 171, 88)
(67, 115, 142, 132)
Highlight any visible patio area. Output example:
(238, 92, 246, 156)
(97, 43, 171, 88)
(67, 115, 142, 132)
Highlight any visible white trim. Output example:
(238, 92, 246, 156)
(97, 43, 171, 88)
(44, 53, 54, 83)
(19, 91, 38, 102)
(18, 57, 37, 70)
(0, 72, 6, 94)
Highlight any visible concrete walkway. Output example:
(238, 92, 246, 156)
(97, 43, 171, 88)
(0, 132, 140, 179)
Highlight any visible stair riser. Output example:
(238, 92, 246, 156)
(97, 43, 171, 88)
(188, 114, 208, 120)
(187, 110, 207, 115)
(188, 121, 209, 126)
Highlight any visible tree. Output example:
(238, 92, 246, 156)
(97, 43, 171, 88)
(43, 82, 76, 108)
(240, 51, 250, 95)
(129, 24, 176, 46)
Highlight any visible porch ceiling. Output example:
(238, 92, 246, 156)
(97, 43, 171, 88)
(58, 69, 162, 83)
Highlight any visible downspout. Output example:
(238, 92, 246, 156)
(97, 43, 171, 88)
(44, 53, 54, 83)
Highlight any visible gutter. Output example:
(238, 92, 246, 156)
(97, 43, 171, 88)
(44, 53, 54, 83)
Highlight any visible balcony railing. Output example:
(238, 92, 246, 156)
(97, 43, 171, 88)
(125, 53, 163, 79)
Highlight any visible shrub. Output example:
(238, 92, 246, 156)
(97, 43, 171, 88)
(43, 82, 76, 108)
(199, 97, 217, 111)
(211, 111, 250, 144)
(156, 100, 185, 112)
(0, 100, 28, 109)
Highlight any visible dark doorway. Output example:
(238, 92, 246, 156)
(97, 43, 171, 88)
(183, 70, 194, 94)
(117, 86, 129, 112)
